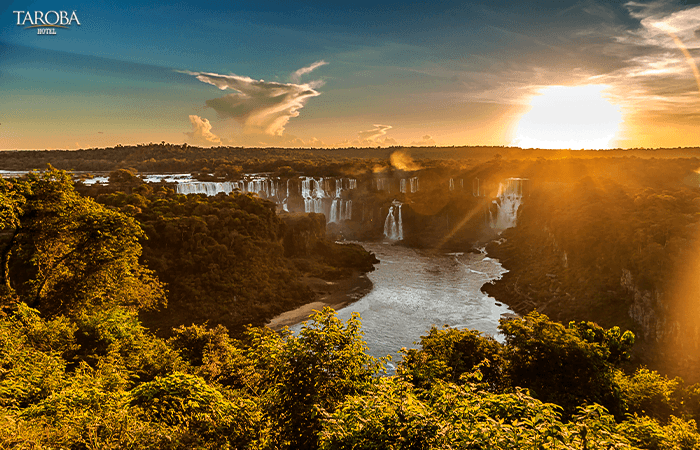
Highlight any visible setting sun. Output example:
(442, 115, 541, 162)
(513, 85, 623, 150)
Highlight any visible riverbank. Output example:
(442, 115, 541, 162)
(267, 270, 374, 330)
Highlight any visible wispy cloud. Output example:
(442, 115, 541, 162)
(290, 60, 328, 83)
(333, 124, 400, 147)
(591, 2, 700, 121)
(357, 124, 392, 142)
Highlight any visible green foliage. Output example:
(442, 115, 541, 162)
(500, 311, 630, 418)
(619, 414, 700, 450)
(99, 189, 315, 333)
(129, 372, 263, 448)
(0, 305, 67, 409)
(108, 168, 140, 185)
(567, 321, 635, 365)
(399, 326, 505, 390)
(18, 362, 135, 448)
(319, 375, 638, 450)
(74, 307, 182, 382)
(246, 308, 385, 449)
(3, 168, 165, 316)
(318, 377, 442, 450)
(169, 323, 254, 389)
(3, 166, 700, 448)
(617, 368, 683, 420)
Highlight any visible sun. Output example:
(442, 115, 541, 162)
(513, 85, 623, 150)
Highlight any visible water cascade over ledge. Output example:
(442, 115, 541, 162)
(490, 178, 528, 231)
(384, 201, 403, 240)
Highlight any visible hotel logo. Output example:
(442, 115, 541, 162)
(13, 10, 81, 35)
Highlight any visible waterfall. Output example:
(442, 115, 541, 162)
(302, 178, 312, 199)
(449, 178, 455, 191)
(490, 178, 527, 231)
(384, 201, 403, 241)
(156, 175, 359, 222)
(400, 179, 406, 193)
(300, 177, 327, 213)
(176, 181, 237, 195)
(329, 198, 353, 223)
(336, 178, 343, 198)
(330, 199, 340, 223)
(409, 177, 418, 193)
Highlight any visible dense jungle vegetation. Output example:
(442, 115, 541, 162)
(94, 177, 376, 335)
(481, 157, 700, 382)
(2, 168, 700, 448)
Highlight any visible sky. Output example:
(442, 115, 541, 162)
(0, 0, 699, 150)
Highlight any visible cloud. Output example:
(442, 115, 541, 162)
(290, 60, 328, 83)
(357, 124, 392, 143)
(227, 133, 325, 148)
(184, 67, 324, 136)
(410, 134, 436, 146)
(185, 115, 222, 146)
(331, 124, 401, 148)
(589, 2, 700, 122)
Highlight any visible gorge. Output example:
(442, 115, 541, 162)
(3, 147, 700, 382)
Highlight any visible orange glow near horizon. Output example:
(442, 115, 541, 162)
(513, 85, 623, 150)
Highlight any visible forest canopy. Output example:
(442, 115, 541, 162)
(1, 169, 700, 448)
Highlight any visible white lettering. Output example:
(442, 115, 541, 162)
(23, 11, 34, 26)
(16, 10, 82, 29)
(45, 11, 59, 25)
(34, 11, 46, 25)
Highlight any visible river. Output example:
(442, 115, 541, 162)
(291, 241, 515, 370)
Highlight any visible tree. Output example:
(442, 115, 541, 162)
(0, 177, 29, 298)
(2, 168, 164, 316)
(500, 311, 634, 418)
(246, 308, 385, 449)
(399, 326, 505, 391)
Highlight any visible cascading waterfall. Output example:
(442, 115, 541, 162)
(490, 178, 527, 231)
(330, 199, 340, 223)
(176, 181, 240, 195)
(384, 201, 403, 240)
(300, 177, 326, 213)
(328, 178, 354, 223)
(409, 177, 418, 193)
(165, 174, 360, 222)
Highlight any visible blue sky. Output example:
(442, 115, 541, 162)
(1, 0, 699, 149)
